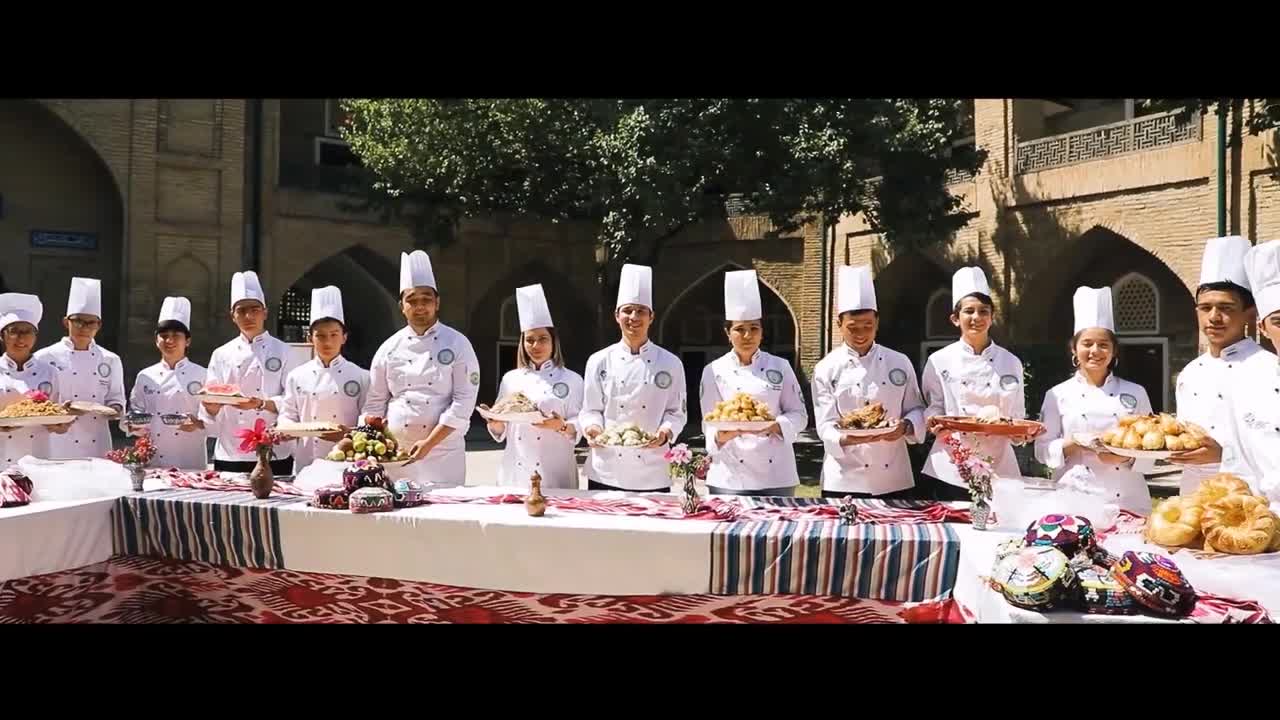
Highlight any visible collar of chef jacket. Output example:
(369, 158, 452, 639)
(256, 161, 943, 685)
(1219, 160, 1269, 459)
(159, 357, 191, 372)
(612, 339, 655, 358)
(532, 359, 557, 372)
(1220, 337, 1257, 361)
(725, 349, 764, 368)
(235, 331, 278, 351)
(58, 336, 101, 354)
(841, 342, 879, 367)
(1070, 370, 1120, 392)
(958, 339, 998, 359)
(313, 355, 349, 371)
(402, 323, 441, 340)
(1, 354, 20, 372)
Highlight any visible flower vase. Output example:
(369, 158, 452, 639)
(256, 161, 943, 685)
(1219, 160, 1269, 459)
(126, 463, 145, 492)
(680, 474, 701, 515)
(250, 447, 273, 499)
(972, 499, 990, 531)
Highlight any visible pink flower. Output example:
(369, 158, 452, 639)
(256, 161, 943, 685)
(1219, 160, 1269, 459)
(24, 389, 49, 404)
(664, 444, 692, 465)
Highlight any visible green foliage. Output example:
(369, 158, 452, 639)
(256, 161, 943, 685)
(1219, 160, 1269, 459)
(338, 99, 985, 266)
(1139, 98, 1280, 138)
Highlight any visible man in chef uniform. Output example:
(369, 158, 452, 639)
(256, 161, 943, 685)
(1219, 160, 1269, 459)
(34, 277, 126, 459)
(1169, 235, 1262, 493)
(278, 286, 369, 471)
(699, 269, 808, 496)
(0, 293, 70, 465)
(360, 250, 480, 487)
(200, 270, 303, 474)
(579, 263, 687, 493)
(812, 265, 925, 499)
(1221, 239, 1280, 500)
(121, 297, 209, 469)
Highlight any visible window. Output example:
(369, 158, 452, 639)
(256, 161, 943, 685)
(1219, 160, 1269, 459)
(499, 296, 520, 341)
(314, 136, 360, 168)
(278, 287, 311, 343)
(925, 288, 955, 339)
(1112, 272, 1159, 335)
(323, 99, 351, 138)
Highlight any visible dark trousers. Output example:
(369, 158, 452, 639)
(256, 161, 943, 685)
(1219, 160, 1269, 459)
(588, 479, 668, 493)
(916, 474, 971, 502)
(821, 487, 915, 501)
(214, 457, 294, 476)
(710, 486, 797, 497)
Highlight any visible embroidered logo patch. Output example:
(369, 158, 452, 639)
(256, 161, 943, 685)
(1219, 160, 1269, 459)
(186, 381, 203, 395)
(344, 380, 362, 398)
(599, 369, 608, 380)
(469, 371, 479, 386)
(553, 382, 570, 399)
(654, 371, 672, 389)
(765, 369, 784, 385)
(97, 362, 111, 378)
(38, 381, 52, 394)
(265, 357, 282, 372)
(999, 374, 1020, 391)
(889, 368, 908, 387)
(437, 349, 455, 366)
(1119, 393, 1138, 410)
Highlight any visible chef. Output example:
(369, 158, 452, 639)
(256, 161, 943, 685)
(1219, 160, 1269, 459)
(921, 267, 1038, 501)
(697, 270, 807, 496)
(1034, 287, 1155, 514)
(34, 277, 126, 459)
(1222, 239, 1280, 498)
(811, 265, 924, 499)
(579, 263, 687, 493)
(0, 294, 70, 465)
(360, 250, 480, 488)
(1169, 235, 1262, 493)
(200, 270, 303, 474)
(278, 286, 369, 471)
(484, 283, 584, 489)
(121, 297, 209, 470)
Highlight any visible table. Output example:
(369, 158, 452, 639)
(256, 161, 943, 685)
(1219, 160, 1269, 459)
(0, 497, 117, 583)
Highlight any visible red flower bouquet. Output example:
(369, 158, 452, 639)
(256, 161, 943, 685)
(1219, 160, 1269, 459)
(107, 436, 158, 466)
(235, 418, 283, 457)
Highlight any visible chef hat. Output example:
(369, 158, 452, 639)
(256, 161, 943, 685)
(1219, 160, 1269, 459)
(66, 277, 102, 318)
(951, 267, 992, 307)
(0, 293, 42, 333)
(516, 284, 554, 332)
(615, 263, 653, 310)
(157, 296, 192, 331)
(836, 265, 877, 314)
(309, 286, 345, 327)
(1198, 235, 1253, 290)
(1244, 239, 1280, 320)
(399, 250, 437, 294)
(230, 271, 266, 308)
(1072, 286, 1115, 333)
(723, 270, 763, 321)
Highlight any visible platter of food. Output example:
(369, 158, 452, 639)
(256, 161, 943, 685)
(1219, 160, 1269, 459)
(276, 420, 343, 438)
(322, 418, 413, 464)
(933, 406, 1043, 436)
(1095, 413, 1203, 460)
(704, 393, 776, 432)
(591, 422, 658, 448)
(68, 401, 119, 417)
(476, 392, 546, 423)
(196, 383, 249, 406)
(836, 401, 900, 438)
(0, 396, 76, 426)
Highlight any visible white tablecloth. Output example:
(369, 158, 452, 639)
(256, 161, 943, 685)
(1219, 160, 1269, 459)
(277, 486, 719, 595)
(0, 498, 117, 582)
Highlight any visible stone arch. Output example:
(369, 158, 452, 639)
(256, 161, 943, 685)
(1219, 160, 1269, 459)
(657, 261, 801, 353)
(1088, 215, 1196, 296)
(468, 260, 595, 402)
(865, 251, 954, 365)
(33, 100, 128, 202)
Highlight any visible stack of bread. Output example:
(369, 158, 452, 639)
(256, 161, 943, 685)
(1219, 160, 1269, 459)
(705, 393, 775, 423)
(1100, 413, 1204, 452)
(1146, 473, 1280, 555)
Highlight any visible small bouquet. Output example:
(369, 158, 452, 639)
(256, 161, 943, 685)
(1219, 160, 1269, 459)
(106, 435, 158, 466)
(942, 433, 994, 505)
(664, 443, 710, 482)
(25, 389, 49, 404)
(236, 417, 285, 459)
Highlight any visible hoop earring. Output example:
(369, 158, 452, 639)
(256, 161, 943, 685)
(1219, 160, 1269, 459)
(1071, 355, 1079, 368)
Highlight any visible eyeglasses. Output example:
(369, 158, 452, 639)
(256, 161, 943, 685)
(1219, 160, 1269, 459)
(68, 318, 101, 328)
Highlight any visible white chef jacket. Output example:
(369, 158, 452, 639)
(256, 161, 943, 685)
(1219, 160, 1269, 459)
(199, 331, 303, 464)
(1035, 372, 1155, 515)
(126, 357, 209, 470)
(1222, 349, 1280, 496)
(34, 338, 126, 459)
(921, 339, 1027, 486)
(1173, 337, 1263, 494)
(579, 340, 688, 491)
(279, 355, 370, 471)
(0, 353, 61, 466)
(699, 350, 807, 492)
(812, 343, 926, 495)
(489, 361, 585, 489)
(360, 322, 479, 488)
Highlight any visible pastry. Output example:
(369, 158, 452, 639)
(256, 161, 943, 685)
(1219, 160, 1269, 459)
(1146, 496, 1204, 547)
(705, 393, 775, 422)
(837, 402, 889, 430)
(1190, 473, 1252, 507)
(491, 392, 539, 414)
(1201, 493, 1276, 555)
(1103, 413, 1194, 452)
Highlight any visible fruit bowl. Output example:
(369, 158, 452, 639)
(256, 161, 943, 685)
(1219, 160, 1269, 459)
(323, 418, 412, 464)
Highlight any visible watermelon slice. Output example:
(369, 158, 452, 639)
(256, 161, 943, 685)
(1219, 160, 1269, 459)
(202, 383, 243, 396)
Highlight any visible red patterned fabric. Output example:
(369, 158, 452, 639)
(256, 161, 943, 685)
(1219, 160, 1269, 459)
(421, 492, 971, 525)
(150, 468, 303, 496)
(0, 470, 31, 508)
(1189, 591, 1274, 624)
(0, 555, 956, 624)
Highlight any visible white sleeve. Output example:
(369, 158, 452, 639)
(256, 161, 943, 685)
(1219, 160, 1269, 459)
(106, 356, 127, 412)
(775, 363, 807, 445)
(699, 364, 726, 455)
(360, 344, 391, 425)
(578, 354, 605, 432)
(562, 372, 585, 443)
(921, 355, 947, 424)
(278, 370, 301, 424)
(1034, 389, 1066, 469)
(438, 338, 479, 432)
(1129, 387, 1157, 474)
(812, 362, 844, 457)
(488, 373, 510, 444)
(899, 358, 927, 445)
(197, 350, 224, 430)
(658, 359, 687, 439)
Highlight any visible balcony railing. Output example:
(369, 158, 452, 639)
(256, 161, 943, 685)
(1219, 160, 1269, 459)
(1015, 110, 1202, 174)
(278, 161, 374, 195)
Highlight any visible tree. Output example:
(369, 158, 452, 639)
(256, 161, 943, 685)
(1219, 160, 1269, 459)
(338, 99, 984, 326)
(1140, 98, 1280, 139)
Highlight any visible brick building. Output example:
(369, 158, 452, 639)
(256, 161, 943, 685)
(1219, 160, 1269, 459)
(2, 98, 1276, 426)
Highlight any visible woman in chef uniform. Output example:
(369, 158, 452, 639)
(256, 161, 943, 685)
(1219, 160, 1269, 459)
(699, 269, 807, 496)
(1034, 287, 1155, 514)
(200, 271, 304, 474)
(0, 294, 70, 465)
(579, 263, 688, 493)
(34, 277, 126, 459)
(484, 284, 584, 489)
(1222, 240, 1280, 498)
(278, 286, 370, 471)
(922, 267, 1039, 501)
(361, 250, 480, 487)
(812, 266, 926, 499)
(121, 297, 210, 470)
